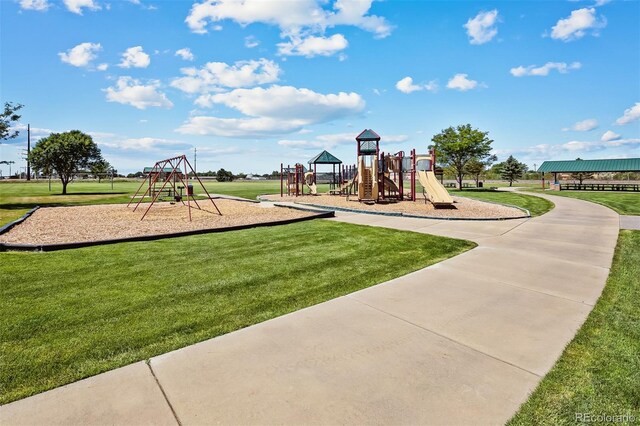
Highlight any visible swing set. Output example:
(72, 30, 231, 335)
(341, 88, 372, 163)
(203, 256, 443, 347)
(127, 155, 222, 221)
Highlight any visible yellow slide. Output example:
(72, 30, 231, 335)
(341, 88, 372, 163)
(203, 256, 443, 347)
(417, 170, 453, 207)
(304, 172, 317, 195)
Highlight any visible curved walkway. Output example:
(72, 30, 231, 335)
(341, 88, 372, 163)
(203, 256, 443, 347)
(0, 193, 620, 425)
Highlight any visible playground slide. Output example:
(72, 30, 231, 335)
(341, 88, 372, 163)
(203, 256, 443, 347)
(417, 170, 454, 206)
(304, 172, 317, 195)
(383, 176, 399, 193)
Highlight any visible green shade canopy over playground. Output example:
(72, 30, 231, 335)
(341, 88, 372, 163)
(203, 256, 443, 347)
(538, 158, 640, 173)
(308, 150, 342, 165)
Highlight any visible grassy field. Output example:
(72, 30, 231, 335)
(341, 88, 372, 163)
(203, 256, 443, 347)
(447, 189, 554, 216)
(0, 220, 475, 404)
(526, 189, 640, 216)
(509, 230, 640, 424)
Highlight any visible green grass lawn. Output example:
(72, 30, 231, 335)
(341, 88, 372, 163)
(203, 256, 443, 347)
(448, 189, 554, 217)
(509, 230, 640, 424)
(526, 189, 640, 216)
(0, 220, 475, 404)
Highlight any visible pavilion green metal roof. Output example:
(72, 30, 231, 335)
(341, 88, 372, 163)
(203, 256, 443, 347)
(143, 167, 183, 173)
(308, 150, 342, 165)
(538, 158, 640, 173)
(356, 129, 380, 141)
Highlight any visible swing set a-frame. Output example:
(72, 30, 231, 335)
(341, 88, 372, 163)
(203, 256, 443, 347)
(127, 155, 222, 221)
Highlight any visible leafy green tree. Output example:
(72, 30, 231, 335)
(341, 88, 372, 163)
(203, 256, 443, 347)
(215, 168, 234, 182)
(0, 102, 23, 142)
(90, 159, 112, 183)
(570, 158, 594, 184)
(30, 130, 104, 194)
(464, 155, 497, 187)
(431, 124, 494, 189)
(499, 155, 528, 187)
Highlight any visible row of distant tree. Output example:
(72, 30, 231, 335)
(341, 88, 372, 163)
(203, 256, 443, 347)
(3, 103, 637, 193)
(125, 169, 281, 181)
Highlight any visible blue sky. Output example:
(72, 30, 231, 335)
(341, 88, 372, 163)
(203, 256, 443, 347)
(1, 0, 639, 176)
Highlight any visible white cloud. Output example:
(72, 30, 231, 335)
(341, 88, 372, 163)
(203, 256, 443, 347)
(278, 132, 407, 150)
(97, 63, 109, 71)
(177, 85, 365, 138)
(185, 0, 391, 58)
(395, 76, 438, 94)
(19, 0, 51, 11)
(550, 8, 606, 41)
(63, 0, 101, 14)
(244, 36, 260, 48)
(58, 42, 102, 67)
(200, 85, 365, 121)
(99, 137, 191, 152)
(175, 48, 194, 61)
(464, 9, 499, 45)
(176, 116, 303, 138)
(277, 34, 348, 57)
(171, 58, 280, 95)
(104, 77, 173, 110)
(601, 130, 621, 141)
(446, 73, 482, 91)
(615, 103, 640, 125)
(510, 62, 581, 77)
(185, 0, 392, 37)
(496, 138, 640, 160)
(119, 46, 151, 68)
(562, 118, 598, 131)
(396, 77, 421, 94)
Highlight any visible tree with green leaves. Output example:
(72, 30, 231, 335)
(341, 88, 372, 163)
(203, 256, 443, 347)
(431, 124, 494, 189)
(464, 154, 498, 187)
(570, 158, 594, 184)
(0, 102, 23, 143)
(499, 155, 528, 187)
(215, 168, 234, 182)
(90, 159, 112, 183)
(30, 130, 104, 194)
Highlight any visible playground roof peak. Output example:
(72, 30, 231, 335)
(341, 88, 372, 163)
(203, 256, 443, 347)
(308, 150, 342, 165)
(538, 158, 640, 173)
(356, 129, 380, 141)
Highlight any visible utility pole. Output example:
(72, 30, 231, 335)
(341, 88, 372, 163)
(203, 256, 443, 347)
(194, 147, 197, 174)
(26, 124, 31, 181)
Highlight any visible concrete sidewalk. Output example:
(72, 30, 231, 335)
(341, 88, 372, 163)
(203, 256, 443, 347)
(1, 193, 620, 425)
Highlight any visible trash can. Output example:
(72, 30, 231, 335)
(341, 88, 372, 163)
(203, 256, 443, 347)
(187, 184, 194, 195)
(478, 182, 483, 188)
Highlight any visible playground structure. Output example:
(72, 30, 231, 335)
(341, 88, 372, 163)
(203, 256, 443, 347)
(279, 129, 453, 207)
(354, 129, 453, 207)
(128, 155, 222, 221)
(280, 163, 308, 197)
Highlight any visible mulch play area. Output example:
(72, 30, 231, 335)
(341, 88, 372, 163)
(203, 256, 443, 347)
(0, 200, 316, 246)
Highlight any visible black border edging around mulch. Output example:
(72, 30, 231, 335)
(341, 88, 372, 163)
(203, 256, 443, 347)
(0, 206, 41, 235)
(0, 208, 335, 252)
(292, 201, 530, 221)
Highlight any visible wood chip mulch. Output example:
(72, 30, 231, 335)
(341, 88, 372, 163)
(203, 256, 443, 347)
(0, 200, 315, 245)
(262, 193, 526, 219)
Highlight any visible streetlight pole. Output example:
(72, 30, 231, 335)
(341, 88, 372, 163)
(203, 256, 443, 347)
(26, 124, 31, 181)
